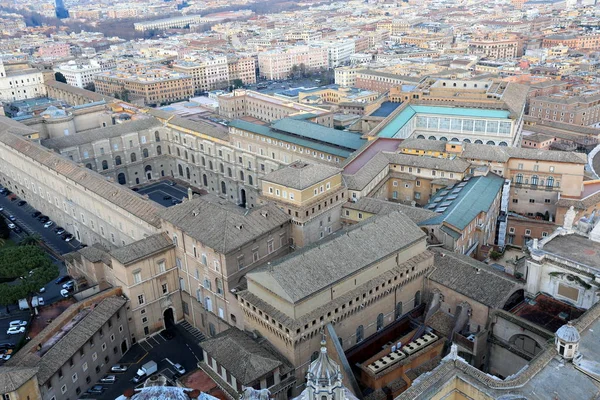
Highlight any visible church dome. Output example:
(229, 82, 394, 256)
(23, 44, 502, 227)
(307, 339, 340, 386)
(556, 321, 580, 343)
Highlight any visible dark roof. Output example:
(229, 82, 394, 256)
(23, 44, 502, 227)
(429, 248, 523, 308)
(159, 195, 290, 254)
(0, 366, 38, 392)
(261, 161, 341, 190)
(0, 115, 38, 137)
(540, 233, 600, 271)
(200, 328, 291, 385)
(110, 233, 173, 265)
(248, 210, 425, 303)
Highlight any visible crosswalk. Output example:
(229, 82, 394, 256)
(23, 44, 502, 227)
(179, 320, 206, 342)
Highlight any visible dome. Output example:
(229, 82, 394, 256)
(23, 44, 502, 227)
(307, 339, 340, 386)
(41, 106, 67, 118)
(556, 321, 580, 343)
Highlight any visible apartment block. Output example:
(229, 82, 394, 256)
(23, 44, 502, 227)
(257, 46, 328, 80)
(468, 38, 523, 59)
(529, 94, 600, 126)
(54, 60, 103, 89)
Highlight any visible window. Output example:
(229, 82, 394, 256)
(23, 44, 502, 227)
(531, 175, 539, 186)
(267, 240, 274, 254)
(529, 199, 535, 203)
(358, 213, 363, 219)
(82, 362, 88, 371)
(72, 373, 77, 382)
(142, 316, 148, 324)
(158, 261, 166, 273)
(525, 229, 531, 236)
(518, 163, 523, 170)
(133, 271, 141, 284)
(237, 255, 245, 270)
(377, 313, 384, 331)
(216, 279, 223, 295)
(356, 325, 364, 343)
(416, 180, 421, 187)
(162, 283, 168, 294)
(61, 385, 67, 394)
(512, 199, 518, 204)
(138, 294, 145, 305)
(515, 174, 523, 184)
(545, 199, 551, 203)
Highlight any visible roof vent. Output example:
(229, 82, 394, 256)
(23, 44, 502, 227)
(261, 211, 269, 218)
(192, 209, 199, 217)
(559, 311, 569, 320)
(236, 224, 243, 230)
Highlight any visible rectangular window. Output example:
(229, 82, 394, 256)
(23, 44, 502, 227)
(416, 180, 421, 187)
(267, 240, 274, 254)
(133, 271, 141, 284)
(138, 294, 144, 305)
(158, 261, 166, 273)
(162, 283, 168, 294)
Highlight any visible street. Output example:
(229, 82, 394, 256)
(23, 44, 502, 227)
(84, 324, 204, 399)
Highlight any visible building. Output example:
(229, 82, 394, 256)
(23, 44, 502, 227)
(94, 66, 193, 106)
(334, 66, 359, 87)
(200, 328, 295, 399)
(0, 116, 161, 248)
(172, 56, 230, 93)
(318, 39, 356, 68)
(257, 46, 328, 80)
(354, 70, 422, 93)
(227, 55, 257, 86)
(237, 210, 432, 391)
(160, 195, 291, 338)
(38, 42, 71, 59)
(134, 15, 207, 32)
(0, 62, 47, 102)
(4, 289, 131, 400)
(65, 234, 183, 340)
(53, 60, 103, 89)
(218, 90, 333, 126)
(541, 33, 600, 50)
(468, 38, 523, 59)
(0, 367, 42, 400)
(259, 161, 345, 247)
(529, 94, 600, 126)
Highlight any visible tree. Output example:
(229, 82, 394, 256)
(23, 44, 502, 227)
(83, 82, 95, 92)
(0, 246, 59, 312)
(19, 234, 41, 246)
(55, 72, 67, 83)
(232, 79, 244, 89)
(0, 216, 9, 240)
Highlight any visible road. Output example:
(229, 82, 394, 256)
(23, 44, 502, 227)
(85, 325, 203, 399)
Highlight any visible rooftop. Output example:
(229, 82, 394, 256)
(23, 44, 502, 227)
(200, 328, 292, 385)
(539, 233, 600, 272)
(261, 161, 341, 190)
(248, 210, 425, 304)
(110, 233, 174, 265)
(159, 195, 290, 254)
(343, 197, 439, 225)
(510, 293, 585, 333)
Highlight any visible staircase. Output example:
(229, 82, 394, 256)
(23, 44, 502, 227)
(178, 320, 206, 342)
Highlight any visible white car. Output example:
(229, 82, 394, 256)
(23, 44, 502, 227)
(100, 375, 116, 383)
(7, 223, 15, 229)
(62, 281, 74, 290)
(60, 289, 70, 298)
(9, 320, 27, 328)
(173, 363, 186, 375)
(37, 297, 44, 306)
(43, 221, 54, 228)
(110, 364, 128, 373)
(6, 327, 25, 335)
(1, 353, 11, 360)
(39, 287, 46, 293)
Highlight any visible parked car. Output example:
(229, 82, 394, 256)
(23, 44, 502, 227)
(9, 321, 27, 328)
(6, 327, 25, 335)
(17, 201, 27, 206)
(13, 226, 21, 233)
(173, 363, 186, 375)
(7, 223, 15, 229)
(100, 375, 116, 383)
(163, 195, 172, 200)
(54, 227, 65, 235)
(38, 216, 49, 223)
(168, 181, 176, 186)
(171, 199, 181, 205)
(31, 211, 41, 218)
(60, 289, 70, 298)
(87, 385, 104, 394)
(0, 206, 3, 211)
(8, 194, 17, 201)
(55, 275, 71, 284)
(37, 297, 44, 306)
(63, 233, 74, 242)
(8, 215, 16, 221)
(39, 287, 46, 293)
(111, 364, 128, 373)
(0, 343, 15, 350)
(1, 353, 11, 361)
(62, 281, 74, 290)
(43, 221, 54, 228)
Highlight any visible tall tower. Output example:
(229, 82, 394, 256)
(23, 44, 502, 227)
(55, 0, 69, 19)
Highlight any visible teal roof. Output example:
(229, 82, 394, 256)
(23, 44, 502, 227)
(420, 173, 505, 231)
(229, 118, 366, 158)
(377, 105, 512, 139)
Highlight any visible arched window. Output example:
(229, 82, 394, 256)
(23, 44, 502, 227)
(85, 163, 92, 169)
(168, 146, 171, 155)
(115, 156, 122, 165)
(202, 157, 206, 166)
(156, 146, 162, 156)
(531, 175, 539, 186)
(209, 161, 213, 170)
(117, 173, 126, 185)
(101, 160, 108, 170)
(486, 140, 496, 145)
(155, 131, 160, 142)
(356, 325, 364, 343)
(221, 181, 226, 194)
(499, 141, 508, 146)
(240, 171, 244, 181)
(177, 148, 181, 157)
(248, 175, 253, 185)
(186, 167, 190, 179)
(475, 140, 483, 144)
(428, 136, 436, 140)
(185, 150, 188, 160)
(142, 148, 149, 158)
(228, 167, 232, 177)
(220, 163, 224, 173)
(547, 176, 554, 187)
(417, 135, 425, 139)
(191, 154, 195, 163)
(130, 153, 136, 163)
(440, 137, 448, 141)
(463, 138, 471, 143)
(209, 323, 216, 336)
(178, 164, 183, 176)
(203, 174, 208, 186)
(414, 290, 421, 308)
(395, 302, 403, 320)
(516, 174, 523, 184)
(377, 313, 384, 331)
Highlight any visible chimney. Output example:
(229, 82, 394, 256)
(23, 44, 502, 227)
(188, 187, 193, 200)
